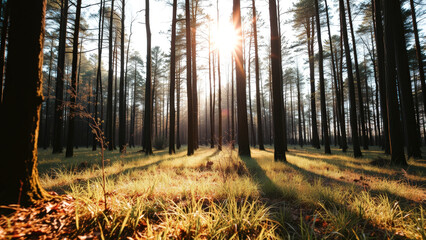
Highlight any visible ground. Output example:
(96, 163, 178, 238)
(0, 145, 425, 239)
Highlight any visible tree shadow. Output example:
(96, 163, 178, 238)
(241, 150, 414, 239)
(294, 152, 426, 188)
(240, 156, 289, 199)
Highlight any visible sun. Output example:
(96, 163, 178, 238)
(213, 21, 238, 54)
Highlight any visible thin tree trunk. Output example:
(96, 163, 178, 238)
(315, 0, 331, 154)
(142, 0, 153, 155)
(118, 0, 126, 153)
(185, 0, 194, 155)
(372, 0, 389, 153)
(0, 0, 8, 103)
(307, 17, 320, 149)
(346, 0, 368, 149)
(169, 0, 177, 154)
(106, 0, 115, 151)
(252, 0, 264, 150)
(65, 0, 82, 157)
(52, 0, 68, 154)
(339, 0, 362, 157)
(217, 0, 222, 151)
(410, 0, 426, 126)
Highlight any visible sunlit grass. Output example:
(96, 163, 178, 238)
(26, 145, 426, 238)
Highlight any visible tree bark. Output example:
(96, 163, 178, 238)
(390, 0, 422, 158)
(52, 0, 68, 154)
(252, 0, 264, 150)
(269, 0, 286, 161)
(106, 0, 115, 151)
(234, 0, 250, 156)
(307, 17, 320, 149)
(372, 0, 389, 154)
(410, 0, 426, 126)
(192, 0, 199, 150)
(0, 0, 8, 103)
(65, 0, 82, 158)
(142, 0, 153, 155)
(382, 0, 407, 165)
(0, 0, 50, 206)
(118, 0, 126, 153)
(346, 0, 368, 150)
(185, 0, 194, 155)
(169, 0, 177, 154)
(339, 0, 362, 157)
(315, 0, 331, 154)
(217, 0, 222, 151)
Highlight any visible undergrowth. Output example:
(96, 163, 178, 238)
(0, 145, 424, 239)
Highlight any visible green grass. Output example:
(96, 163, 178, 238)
(1, 145, 425, 239)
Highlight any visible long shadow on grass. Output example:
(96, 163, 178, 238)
(287, 150, 426, 187)
(241, 156, 289, 199)
(243, 152, 413, 239)
(283, 160, 423, 212)
(45, 150, 195, 194)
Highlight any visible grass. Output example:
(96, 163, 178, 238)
(1, 145, 425, 239)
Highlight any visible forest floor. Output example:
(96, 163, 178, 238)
(1, 145, 425, 239)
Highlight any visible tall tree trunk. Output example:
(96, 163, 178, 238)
(339, 0, 362, 157)
(192, 0, 199, 150)
(177, 59, 181, 149)
(217, 0, 222, 151)
(0, 0, 50, 206)
(52, 0, 68, 154)
(390, 0, 422, 158)
(325, 0, 347, 151)
(209, 24, 214, 148)
(0, 0, 8, 103)
(43, 39, 54, 149)
(296, 67, 303, 148)
(130, 60, 137, 147)
(185, 0, 194, 155)
(142, 0, 153, 155)
(252, 0, 264, 150)
(118, 0, 126, 153)
(65, 0, 82, 157)
(382, 0, 407, 165)
(169, 0, 177, 154)
(269, 0, 285, 161)
(234, 0, 250, 156)
(112, 37, 118, 150)
(93, 0, 105, 151)
(346, 0, 368, 150)
(372, 0, 389, 153)
(106, 0, 115, 151)
(315, 0, 331, 154)
(231, 55, 235, 148)
(307, 17, 320, 149)
(248, 34, 256, 147)
(409, 0, 426, 128)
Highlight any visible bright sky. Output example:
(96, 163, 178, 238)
(124, 0, 296, 60)
(81, 0, 425, 99)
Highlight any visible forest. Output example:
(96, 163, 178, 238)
(0, 0, 425, 239)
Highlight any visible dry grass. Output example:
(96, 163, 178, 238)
(1, 145, 425, 239)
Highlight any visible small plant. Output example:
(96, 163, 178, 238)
(65, 87, 109, 211)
